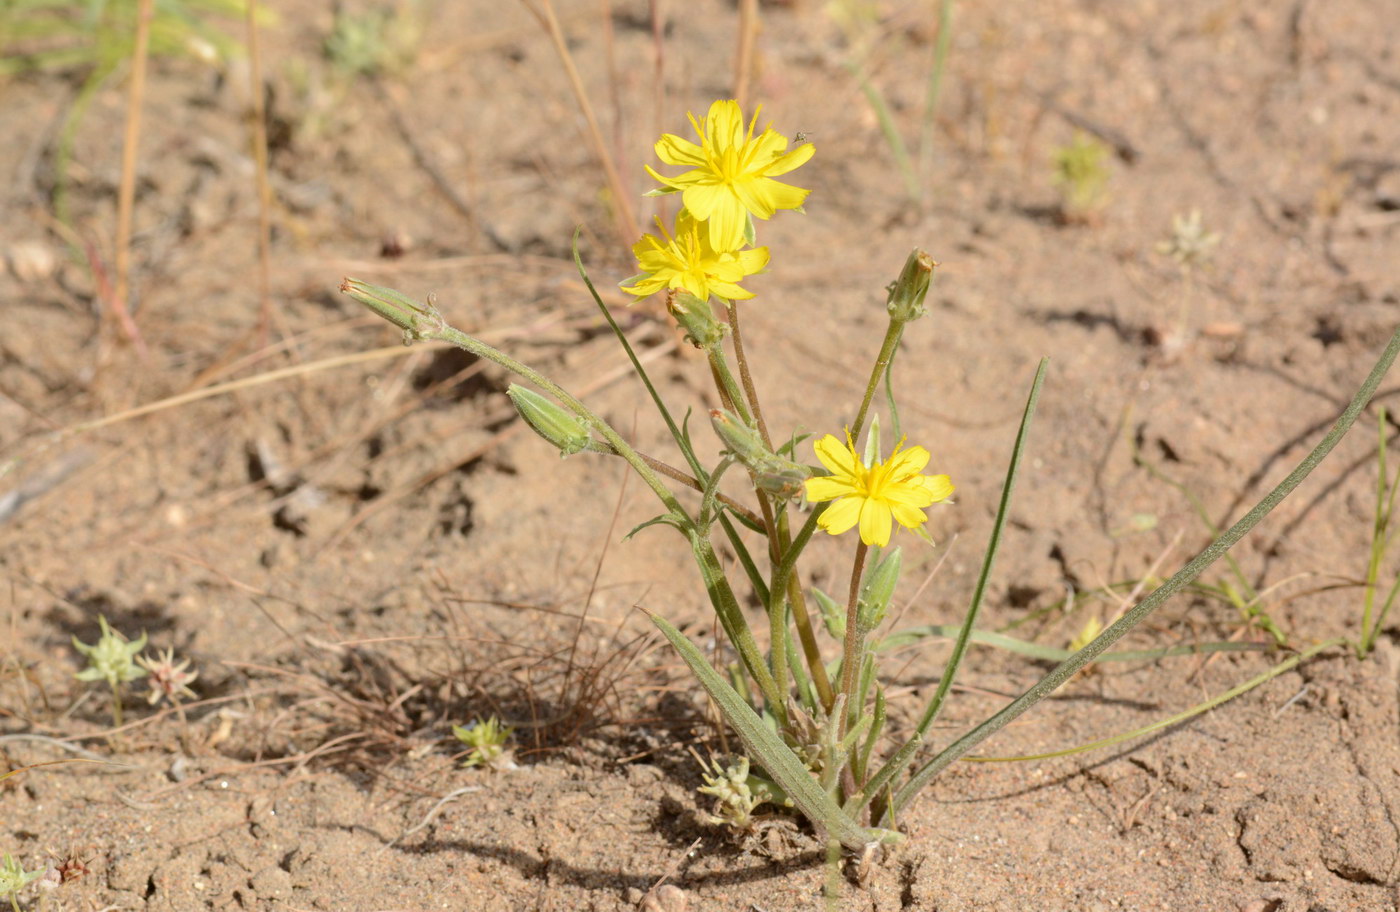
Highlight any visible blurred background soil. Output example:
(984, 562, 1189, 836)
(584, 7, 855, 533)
(3, 1, 1400, 909)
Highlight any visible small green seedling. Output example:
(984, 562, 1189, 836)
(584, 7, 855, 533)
(1051, 131, 1111, 221)
(452, 717, 515, 771)
(0, 853, 42, 912)
(696, 754, 784, 833)
(72, 616, 146, 727)
(324, 1, 422, 78)
(1157, 209, 1220, 273)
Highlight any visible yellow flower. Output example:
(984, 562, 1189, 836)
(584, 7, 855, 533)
(803, 433, 953, 547)
(646, 99, 815, 252)
(620, 211, 770, 301)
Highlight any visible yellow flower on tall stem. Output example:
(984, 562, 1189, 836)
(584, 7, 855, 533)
(646, 99, 815, 252)
(803, 433, 953, 547)
(620, 211, 770, 301)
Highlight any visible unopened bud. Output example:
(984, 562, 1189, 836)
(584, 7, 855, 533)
(669, 291, 728, 348)
(710, 409, 812, 498)
(340, 278, 442, 336)
(885, 250, 937, 323)
(507, 385, 592, 457)
(858, 547, 902, 629)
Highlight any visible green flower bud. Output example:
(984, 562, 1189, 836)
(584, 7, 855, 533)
(507, 385, 593, 457)
(710, 409, 812, 498)
(669, 291, 728, 349)
(858, 547, 902, 630)
(339, 278, 443, 336)
(885, 250, 937, 323)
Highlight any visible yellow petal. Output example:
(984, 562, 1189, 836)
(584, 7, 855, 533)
(804, 475, 860, 502)
(763, 140, 815, 176)
(733, 178, 778, 220)
(887, 445, 931, 477)
(881, 481, 937, 508)
(620, 275, 666, 297)
(691, 192, 747, 252)
(889, 503, 929, 530)
(655, 133, 705, 166)
(813, 434, 860, 478)
(734, 246, 771, 274)
(922, 475, 955, 503)
(752, 176, 811, 212)
(645, 163, 704, 190)
(817, 496, 862, 536)
(705, 100, 746, 150)
(681, 181, 725, 222)
(858, 500, 893, 547)
(746, 128, 790, 166)
(709, 278, 753, 300)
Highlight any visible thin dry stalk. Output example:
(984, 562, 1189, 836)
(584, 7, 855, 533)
(244, 0, 277, 345)
(520, 0, 641, 245)
(111, 0, 154, 361)
(733, 0, 759, 108)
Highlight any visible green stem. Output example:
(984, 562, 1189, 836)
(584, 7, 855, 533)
(723, 298, 773, 448)
(886, 326, 1400, 823)
(777, 510, 835, 708)
(431, 324, 681, 514)
(852, 320, 904, 442)
(111, 680, 123, 729)
(837, 541, 870, 739)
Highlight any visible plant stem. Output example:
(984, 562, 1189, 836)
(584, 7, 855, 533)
(886, 325, 1400, 823)
(430, 323, 680, 513)
(852, 320, 904, 441)
(629, 449, 764, 528)
(724, 299, 773, 448)
(110, 681, 123, 729)
(837, 541, 870, 739)
(777, 511, 836, 708)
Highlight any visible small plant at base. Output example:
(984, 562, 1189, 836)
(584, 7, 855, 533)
(696, 754, 784, 832)
(1157, 210, 1220, 272)
(72, 616, 146, 728)
(0, 853, 42, 912)
(452, 717, 516, 771)
(136, 647, 199, 718)
(1051, 131, 1111, 222)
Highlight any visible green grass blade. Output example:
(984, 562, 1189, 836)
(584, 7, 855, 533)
(571, 232, 707, 483)
(910, 358, 1047, 740)
(874, 624, 1272, 663)
(887, 326, 1400, 823)
(965, 638, 1345, 763)
(649, 614, 899, 850)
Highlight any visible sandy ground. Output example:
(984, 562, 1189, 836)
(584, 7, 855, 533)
(4, 1, 1400, 909)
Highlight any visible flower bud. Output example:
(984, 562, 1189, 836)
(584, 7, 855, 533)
(710, 409, 812, 498)
(669, 291, 728, 349)
(857, 547, 902, 629)
(507, 385, 592, 457)
(885, 250, 937, 323)
(340, 278, 442, 335)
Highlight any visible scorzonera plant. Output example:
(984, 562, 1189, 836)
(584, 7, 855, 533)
(343, 100, 1400, 852)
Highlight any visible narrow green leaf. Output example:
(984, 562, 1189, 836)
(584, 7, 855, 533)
(649, 614, 900, 850)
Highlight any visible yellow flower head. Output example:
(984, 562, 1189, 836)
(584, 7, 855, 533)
(620, 210, 770, 301)
(646, 99, 815, 253)
(803, 433, 953, 547)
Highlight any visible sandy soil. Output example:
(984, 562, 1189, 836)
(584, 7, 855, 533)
(4, 1, 1400, 909)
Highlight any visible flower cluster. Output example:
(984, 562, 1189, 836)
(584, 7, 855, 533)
(621, 100, 812, 304)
